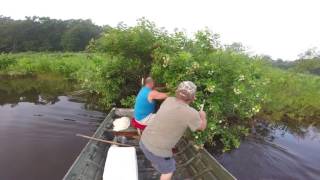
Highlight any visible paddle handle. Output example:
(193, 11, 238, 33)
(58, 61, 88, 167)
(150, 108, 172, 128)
(200, 104, 204, 111)
(76, 134, 131, 147)
(200, 100, 205, 111)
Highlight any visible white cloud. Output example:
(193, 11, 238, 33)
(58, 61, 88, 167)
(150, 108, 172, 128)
(1, 0, 320, 60)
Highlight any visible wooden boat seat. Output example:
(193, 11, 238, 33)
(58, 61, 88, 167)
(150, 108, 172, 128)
(103, 146, 138, 180)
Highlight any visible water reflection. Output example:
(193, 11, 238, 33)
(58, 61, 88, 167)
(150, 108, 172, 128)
(0, 75, 75, 106)
(215, 119, 320, 180)
(253, 118, 320, 142)
(0, 75, 105, 180)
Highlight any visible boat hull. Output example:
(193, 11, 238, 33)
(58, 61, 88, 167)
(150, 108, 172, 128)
(63, 108, 236, 180)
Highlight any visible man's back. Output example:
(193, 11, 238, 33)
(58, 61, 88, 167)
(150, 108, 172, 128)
(134, 86, 155, 120)
(141, 97, 201, 157)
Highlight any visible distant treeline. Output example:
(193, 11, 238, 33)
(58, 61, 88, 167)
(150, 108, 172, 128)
(262, 48, 320, 76)
(266, 58, 320, 76)
(1, 15, 320, 76)
(0, 16, 102, 52)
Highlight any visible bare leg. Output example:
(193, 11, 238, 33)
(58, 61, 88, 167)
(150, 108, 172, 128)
(160, 173, 173, 180)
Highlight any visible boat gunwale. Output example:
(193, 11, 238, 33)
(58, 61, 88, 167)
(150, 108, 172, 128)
(62, 108, 115, 180)
(200, 148, 237, 179)
(63, 108, 237, 180)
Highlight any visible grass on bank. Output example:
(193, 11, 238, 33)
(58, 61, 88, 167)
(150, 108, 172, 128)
(1, 52, 320, 151)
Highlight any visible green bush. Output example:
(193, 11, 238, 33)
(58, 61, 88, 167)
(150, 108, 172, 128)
(89, 20, 268, 150)
(0, 54, 17, 70)
(0, 19, 269, 151)
(152, 50, 267, 151)
(90, 18, 164, 76)
(1, 53, 90, 77)
(290, 58, 320, 75)
(78, 55, 143, 109)
(261, 67, 320, 121)
(2, 18, 320, 152)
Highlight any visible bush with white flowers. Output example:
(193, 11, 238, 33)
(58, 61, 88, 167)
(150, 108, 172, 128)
(152, 50, 267, 151)
(89, 18, 268, 151)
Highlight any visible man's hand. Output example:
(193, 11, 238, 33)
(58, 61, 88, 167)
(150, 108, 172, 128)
(148, 90, 168, 102)
(198, 111, 207, 131)
(199, 111, 206, 119)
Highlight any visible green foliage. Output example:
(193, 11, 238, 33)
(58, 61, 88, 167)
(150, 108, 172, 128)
(0, 53, 88, 76)
(0, 52, 143, 110)
(1, 18, 320, 152)
(79, 55, 143, 108)
(0, 54, 16, 69)
(0, 16, 102, 52)
(261, 67, 320, 121)
(61, 20, 102, 51)
(0, 18, 273, 151)
(90, 18, 166, 75)
(120, 95, 137, 108)
(152, 48, 266, 150)
(290, 58, 320, 75)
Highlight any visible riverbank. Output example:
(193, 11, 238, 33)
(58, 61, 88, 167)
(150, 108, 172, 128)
(1, 52, 320, 151)
(260, 67, 320, 122)
(1, 74, 319, 179)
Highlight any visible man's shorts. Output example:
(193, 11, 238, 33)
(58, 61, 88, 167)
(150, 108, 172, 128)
(139, 141, 176, 174)
(136, 113, 155, 125)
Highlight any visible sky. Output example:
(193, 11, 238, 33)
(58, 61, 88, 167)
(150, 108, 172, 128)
(1, 0, 320, 60)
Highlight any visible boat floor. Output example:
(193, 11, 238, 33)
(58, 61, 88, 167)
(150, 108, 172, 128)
(117, 135, 193, 180)
(63, 109, 235, 180)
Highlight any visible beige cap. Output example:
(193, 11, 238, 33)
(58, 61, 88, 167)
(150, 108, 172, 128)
(176, 81, 197, 101)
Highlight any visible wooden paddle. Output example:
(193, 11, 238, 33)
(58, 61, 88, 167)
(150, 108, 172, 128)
(76, 134, 132, 147)
(104, 129, 140, 139)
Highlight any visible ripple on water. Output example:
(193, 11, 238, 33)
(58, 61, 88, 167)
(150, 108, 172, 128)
(216, 124, 320, 180)
(0, 95, 105, 180)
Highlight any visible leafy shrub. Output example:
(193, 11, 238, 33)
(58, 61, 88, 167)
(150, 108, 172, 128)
(78, 55, 143, 109)
(86, 20, 268, 150)
(152, 49, 267, 151)
(290, 58, 320, 75)
(0, 54, 17, 70)
(120, 95, 137, 108)
(1, 53, 90, 77)
(90, 18, 165, 76)
(261, 67, 320, 121)
(2, 18, 319, 152)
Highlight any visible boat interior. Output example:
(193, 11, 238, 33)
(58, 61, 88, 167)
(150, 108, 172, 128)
(63, 108, 236, 180)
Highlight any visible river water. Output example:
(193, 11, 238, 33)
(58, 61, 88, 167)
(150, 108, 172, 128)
(215, 120, 320, 180)
(1, 76, 320, 180)
(0, 75, 105, 180)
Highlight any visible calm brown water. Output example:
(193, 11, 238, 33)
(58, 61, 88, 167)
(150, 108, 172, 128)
(214, 120, 320, 180)
(1, 76, 320, 180)
(0, 76, 105, 180)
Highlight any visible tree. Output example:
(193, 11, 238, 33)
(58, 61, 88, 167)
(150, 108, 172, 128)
(61, 20, 101, 51)
(225, 42, 246, 53)
(298, 47, 320, 59)
(0, 16, 102, 52)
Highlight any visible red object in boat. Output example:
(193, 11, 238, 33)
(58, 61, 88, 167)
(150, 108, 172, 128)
(131, 118, 146, 130)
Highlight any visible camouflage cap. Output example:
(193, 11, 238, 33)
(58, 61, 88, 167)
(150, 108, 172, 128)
(176, 81, 197, 101)
(144, 77, 154, 84)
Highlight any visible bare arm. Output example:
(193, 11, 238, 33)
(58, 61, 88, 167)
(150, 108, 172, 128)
(197, 111, 207, 131)
(148, 90, 168, 101)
